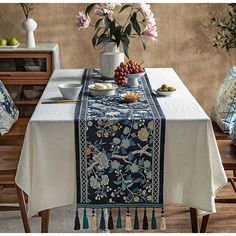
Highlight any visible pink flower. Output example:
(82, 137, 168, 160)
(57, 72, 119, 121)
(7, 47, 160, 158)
(145, 13, 156, 27)
(75, 11, 91, 30)
(143, 26, 158, 41)
(94, 3, 120, 21)
(140, 3, 152, 16)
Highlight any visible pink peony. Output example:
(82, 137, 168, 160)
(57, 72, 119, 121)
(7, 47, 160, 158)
(94, 3, 120, 21)
(140, 3, 152, 16)
(143, 26, 158, 41)
(145, 13, 156, 27)
(75, 11, 91, 30)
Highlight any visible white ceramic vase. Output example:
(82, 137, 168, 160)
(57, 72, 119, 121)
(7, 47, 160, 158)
(22, 18, 37, 48)
(100, 42, 124, 79)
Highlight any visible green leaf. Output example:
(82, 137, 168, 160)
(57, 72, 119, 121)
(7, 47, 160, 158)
(92, 27, 103, 48)
(114, 26, 122, 47)
(110, 20, 116, 37)
(124, 23, 132, 36)
(121, 35, 130, 59)
(130, 12, 141, 35)
(95, 18, 103, 30)
(119, 4, 132, 13)
(104, 16, 111, 34)
(142, 39, 146, 50)
(85, 3, 96, 15)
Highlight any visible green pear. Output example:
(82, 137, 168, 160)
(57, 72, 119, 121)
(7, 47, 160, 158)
(8, 37, 19, 46)
(0, 38, 7, 46)
(168, 86, 176, 91)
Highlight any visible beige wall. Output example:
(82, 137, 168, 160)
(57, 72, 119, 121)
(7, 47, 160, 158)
(0, 3, 235, 114)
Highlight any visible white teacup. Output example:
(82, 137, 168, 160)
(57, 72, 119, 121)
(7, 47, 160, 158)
(58, 83, 82, 100)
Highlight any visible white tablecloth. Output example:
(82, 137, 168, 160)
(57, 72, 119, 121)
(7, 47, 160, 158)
(15, 68, 227, 217)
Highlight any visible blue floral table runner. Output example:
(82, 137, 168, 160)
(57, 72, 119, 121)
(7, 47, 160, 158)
(74, 68, 166, 231)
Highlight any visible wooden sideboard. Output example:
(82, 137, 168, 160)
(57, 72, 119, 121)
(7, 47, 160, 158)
(0, 43, 60, 117)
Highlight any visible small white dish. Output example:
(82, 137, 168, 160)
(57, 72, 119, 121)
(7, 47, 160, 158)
(154, 90, 175, 97)
(58, 83, 82, 100)
(0, 43, 20, 49)
(88, 83, 118, 96)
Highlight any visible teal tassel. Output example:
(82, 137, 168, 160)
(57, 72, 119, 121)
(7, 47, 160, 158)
(108, 208, 114, 230)
(133, 208, 139, 230)
(74, 209, 80, 230)
(100, 208, 106, 230)
(83, 208, 89, 229)
(142, 208, 148, 230)
(151, 208, 157, 229)
(116, 208, 123, 229)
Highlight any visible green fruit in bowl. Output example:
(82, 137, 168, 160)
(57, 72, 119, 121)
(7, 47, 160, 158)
(0, 38, 7, 46)
(168, 86, 176, 92)
(8, 37, 19, 46)
(161, 84, 168, 90)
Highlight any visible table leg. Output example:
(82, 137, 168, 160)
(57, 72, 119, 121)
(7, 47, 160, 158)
(190, 208, 199, 233)
(40, 209, 50, 233)
(200, 215, 209, 233)
(16, 185, 31, 233)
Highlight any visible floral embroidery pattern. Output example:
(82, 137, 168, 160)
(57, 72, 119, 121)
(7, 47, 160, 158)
(75, 69, 165, 207)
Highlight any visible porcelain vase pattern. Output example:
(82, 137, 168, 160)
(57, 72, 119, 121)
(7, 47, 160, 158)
(22, 18, 37, 48)
(100, 42, 124, 79)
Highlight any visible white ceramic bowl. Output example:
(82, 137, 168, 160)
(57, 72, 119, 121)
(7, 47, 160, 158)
(154, 90, 175, 97)
(23, 89, 43, 99)
(58, 83, 82, 100)
(88, 83, 118, 96)
(126, 72, 146, 80)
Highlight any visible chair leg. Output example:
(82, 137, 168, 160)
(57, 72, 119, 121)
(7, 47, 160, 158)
(190, 208, 199, 233)
(16, 185, 31, 233)
(233, 170, 236, 177)
(41, 209, 50, 233)
(200, 215, 209, 233)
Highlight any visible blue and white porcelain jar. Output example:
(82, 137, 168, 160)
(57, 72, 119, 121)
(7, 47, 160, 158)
(230, 122, 236, 145)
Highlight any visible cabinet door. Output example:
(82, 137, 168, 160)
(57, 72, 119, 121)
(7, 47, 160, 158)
(0, 52, 52, 85)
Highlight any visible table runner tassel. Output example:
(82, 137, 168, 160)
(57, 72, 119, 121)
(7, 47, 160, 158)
(83, 208, 89, 229)
(125, 208, 132, 231)
(91, 208, 97, 231)
(160, 208, 166, 231)
(99, 208, 106, 230)
(151, 208, 157, 230)
(116, 207, 123, 229)
(142, 207, 148, 230)
(74, 209, 80, 230)
(133, 208, 139, 230)
(108, 208, 114, 230)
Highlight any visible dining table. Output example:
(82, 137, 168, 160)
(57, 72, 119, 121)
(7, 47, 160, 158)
(15, 68, 227, 232)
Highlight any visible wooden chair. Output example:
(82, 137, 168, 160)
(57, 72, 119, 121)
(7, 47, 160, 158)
(0, 145, 31, 232)
(201, 139, 236, 232)
(0, 118, 50, 233)
(212, 122, 231, 140)
(0, 118, 29, 146)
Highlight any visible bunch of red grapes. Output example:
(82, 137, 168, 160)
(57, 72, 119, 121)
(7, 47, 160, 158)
(114, 60, 144, 86)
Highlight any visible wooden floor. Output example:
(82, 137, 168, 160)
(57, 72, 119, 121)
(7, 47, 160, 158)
(0, 172, 235, 233)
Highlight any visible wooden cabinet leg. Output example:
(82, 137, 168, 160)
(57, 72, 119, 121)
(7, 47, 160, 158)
(41, 209, 50, 233)
(16, 185, 31, 233)
(190, 208, 199, 233)
(200, 215, 209, 233)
